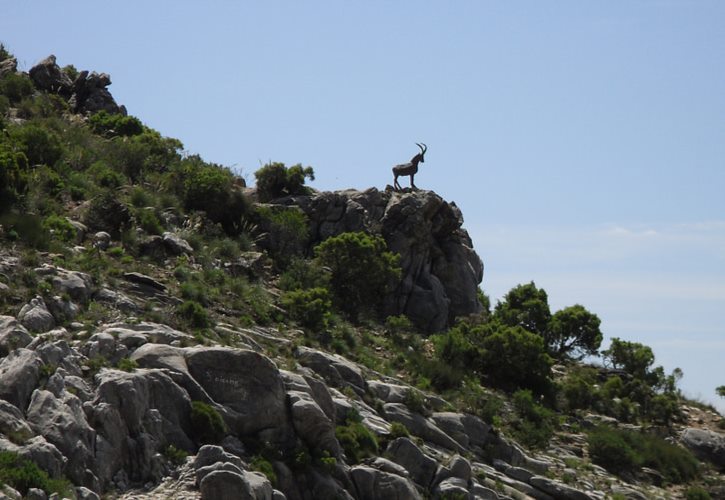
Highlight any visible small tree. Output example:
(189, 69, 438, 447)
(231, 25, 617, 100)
(254, 162, 314, 202)
(546, 304, 603, 359)
(494, 282, 551, 336)
(717, 385, 725, 399)
(602, 338, 655, 380)
(314, 231, 400, 320)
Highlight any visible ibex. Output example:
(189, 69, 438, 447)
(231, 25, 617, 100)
(393, 143, 427, 191)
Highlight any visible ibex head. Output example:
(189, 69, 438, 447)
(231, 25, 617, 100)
(415, 142, 427, 163)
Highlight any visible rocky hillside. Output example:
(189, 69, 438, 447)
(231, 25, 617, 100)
(0, 49, 724, 500)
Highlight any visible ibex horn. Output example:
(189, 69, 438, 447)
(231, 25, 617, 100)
(416, 143, 427, 154)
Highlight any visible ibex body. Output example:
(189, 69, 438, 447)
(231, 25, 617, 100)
(393, 143, 427, 191)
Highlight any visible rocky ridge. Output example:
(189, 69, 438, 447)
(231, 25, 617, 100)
(0, 52, 723, 500)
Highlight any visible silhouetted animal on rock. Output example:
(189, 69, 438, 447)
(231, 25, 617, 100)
(393, 143, 427, 190)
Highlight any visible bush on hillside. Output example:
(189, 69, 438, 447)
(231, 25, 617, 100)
(190, 401, 227, 444)
(0, 450, 72, 496)
(9, 123, 64, 167)
(494, 281, 551, 336)
(255, 206, 309, 269)
(588, 425, 699, 483)
(546, 304, 603, 359)
(89, 110, 144, 137)
(314, 231, 400, 321)
(282, 287, 332, 331)
(254, 161, 314, 202)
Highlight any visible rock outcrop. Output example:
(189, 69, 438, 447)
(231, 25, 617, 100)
(28, 54, 124, 115)
(272, 188, 484, 331)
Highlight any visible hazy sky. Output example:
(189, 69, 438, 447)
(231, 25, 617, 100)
(3, 1, 724, 412)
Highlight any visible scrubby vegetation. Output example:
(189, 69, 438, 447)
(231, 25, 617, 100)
(1, 45, 721, 499)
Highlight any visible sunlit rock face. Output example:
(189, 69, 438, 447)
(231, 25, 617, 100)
(273, 187, 484, 332)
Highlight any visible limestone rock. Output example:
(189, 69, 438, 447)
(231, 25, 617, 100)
(69, 70, 123, 114)
(296, 346, 366, 395)
(350, 465, 422, 500)
(0, 56, 17, 77)
(26, 389, 95, 486)
(681, 428, 725, 470)
(199, 469, 253, 500)
(287, 390, 340, 456)
(0, 315, 32, 356)
(433, 477, 469, 499)
(163, 232, 194, 255)
(383, 403, 465, 453)
(184, 347, 290, 440)
(0, 399, 33, 443)
(386, 437, 438, 488)
(529, 476, 595, 500)
(18, 297, 55, 333)
(275, 189, 483, 331)
(0, 348, 43, 410)
(29, 55, 73, 95)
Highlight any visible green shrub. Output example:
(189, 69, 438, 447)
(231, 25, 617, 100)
(255, 206, 309, 269)
(336, 416, 378, 464)
(254, 161, 314, 201)
(89, 110, 144, 137)
(0, 451, 72, 496)
(478, 325, 553, 395)
(136, 208, 164, 235)
(278, 258, 329, 291)
(685, 486, 712, 500)
(493, 281, 551, 336)
(388, 421, 410, 439)
(116, 358, 138, 372)
(0, 72, 34, 104)
(163, 445, 188, 466)
(250, 455, 277, 486)
(511, 389, 557, 449)
(84, 190, 131, 236)
(42, 215, 76, 243)
(177, 300, 211, 329)
(314, 231, 400, 320)
(588, 425, 699, 483)
(190, 401, 227, 444)
(282, 287, 332, 331)
(9, 123, 63, 167)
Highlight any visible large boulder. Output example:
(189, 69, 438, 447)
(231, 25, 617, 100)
(295, 346, 366, 396)
(0, 348, 43, 410)
(275, 188, 483, 332)
(69, 70, 124, 115)
(18, 297, 55, 333)
(287, 391, 340, 457)
(0, 316, 32, 356)
(681, 428, 725, 470)
(350, 465, 422, 500)
(184, 347, 290, 441)
(383, 403, 465, 453)
(29, 55, 73, 95)
(26, 389, 95, 486)
(386, 437, 438, 489)
(92, 368, 194, 487)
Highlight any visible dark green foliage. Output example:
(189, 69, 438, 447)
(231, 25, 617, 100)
(0, 141, 29, 212)
(511, 389, 557, 449)
(602, 338, 655, 380)
(177, 300, 211, 329)
(254, 161, 314, 201)
(494, 282, 551, 336)
(163, 445, 188, 466)
(42, 215, 76, 243)
(388, 421, 410, 439)
(250, 455, 278, 486)
(88, 161, 126, 189)
(716, 385, 725, 399)
(190, 401, 227, 444)
(173, 156, 250, 235)
(546, 304, 603, 359)
(335, 412, 379, 464)
(282, 287, 332, 331)
(314, 231, 401, 320)
(0, 72, 34, 104)
(588, 425, 699, 483)
(0, 451, 72, 496)
(116, 358, 138, 372)
(278, 258, 329, 291)
(136, 208, 164, 235)
(478, 325, 553, 395)
(9, 123, 63, 167)
(89, 110, 144, 137)
(685, 486, 712, 500)
(561, 366, 599, 411)
(256, 206, 309, 269)
(84, 190, 131, 236)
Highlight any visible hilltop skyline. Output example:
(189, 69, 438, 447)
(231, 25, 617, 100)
(2, 1, 724, 412)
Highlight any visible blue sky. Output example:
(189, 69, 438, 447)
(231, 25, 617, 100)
(3, 1, 724, 412)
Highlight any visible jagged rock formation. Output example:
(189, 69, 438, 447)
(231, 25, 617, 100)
(28, 54, 125, 115)
(271, 188, 484, 332)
